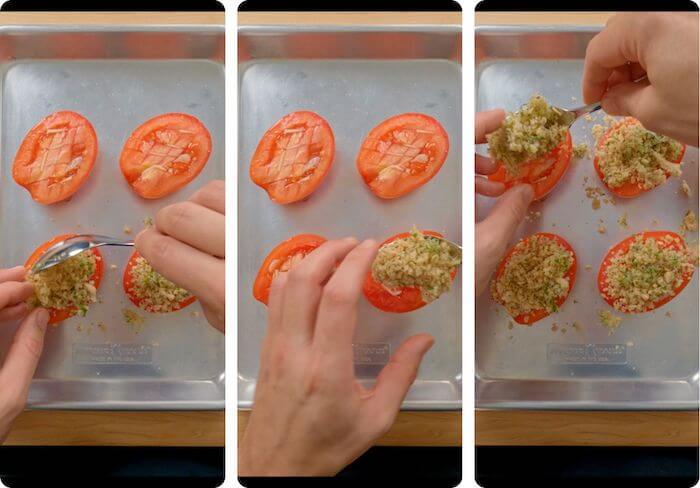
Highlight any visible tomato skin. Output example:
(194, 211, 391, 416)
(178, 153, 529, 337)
(488, 132, 573, 201)
(493, 232, 577, 325)
(120, 113, 212, 199)
(24, 233, 104, 325)
(356, 113, 449, 199)
(363, 230, 457, 313)
(123, 251, 196, 313)
(593, 118, 685, 198)
(598, 231, 694, 313)
(253, 234, 327, 305)
(13, 111, 98, 205)
(250, 111, 335, 205)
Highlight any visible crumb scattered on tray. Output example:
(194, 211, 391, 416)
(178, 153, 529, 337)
(572, 321, 582, 332)
(122, 308, 144, 326)
(585, 264, 592, 271)
(191, 310, 200, 318)
(573, 143, 588, 159)
(143, 217, 153, 227)
(680, 210, 698, 236)
(551, 323, 559, 332)
(618, 212, 629, 229)
(583, 113, 593, 122)
(681, 180, 692, 197)
(665, 311, 673, 318)
(599, 309, 622, 334)
(123, 225, 132, 235)
(598, 224, 606, 234)
(110, 264, 118, 271)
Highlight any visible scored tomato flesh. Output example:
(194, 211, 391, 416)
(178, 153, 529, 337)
(24, 233, 104, 325)
(494, 232, 577, 325)
(253, 234, 327, 305)
(357, 113, 449, 199)
(120, 113, 212, 199)
(598, 231, 694, 313)
(593, 118, 686, 198)
(488, 132, 572, 201)
(250, 111, 335, 205)
(122, 251, 196, 313)
(13, 111, 98, 205)
(363, 230, 457, 313)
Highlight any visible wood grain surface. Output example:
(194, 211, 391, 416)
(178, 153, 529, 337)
(238, 12, 461, 26)
(475, 12, 613, 26)
(0, 12, 223, 25)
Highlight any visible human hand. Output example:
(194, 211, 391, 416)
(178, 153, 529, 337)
(583, 13, 699, 146)
(0, 266, 49, 442)
(135, 180, 225, 332)
(475, 110, 534, 296)
(239, 238, 435, 476)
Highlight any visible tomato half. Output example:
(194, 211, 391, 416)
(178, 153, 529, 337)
(250, 111, 335, 205)
(253, 234, 327, 305)
(356, 113, 449, 199)
(24, 233, 104, 325)
(123, 251, 196, 313)
(598, 231, 694, 312)
(120, 113, 212, 199)
(593, 118, 686, 198)
(494, 232, 577, 325)
(13, 111, 98, 205)
(363, 230, 457, 313)
(488, 132, 573, 201)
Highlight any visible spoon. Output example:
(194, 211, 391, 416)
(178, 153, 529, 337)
(556, 101, 602, 128)
(30, 234, 134, 274)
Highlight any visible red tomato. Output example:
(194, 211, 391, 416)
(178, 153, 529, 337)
(253, 234, 327, 305)
(494, 232, 577, 325)
(593, 118, 686, 198)
(363, 230, 457, 313)
(13, 111, 98, 205)
(598, 231, 694, 312)
(357, 113, 449, 199)
(250, 111, 335, 205)
(123, 251, 196, 313)
(120, 113, 212, 199)
(24, 233, 104, 325)
(488, 132, 573, 201)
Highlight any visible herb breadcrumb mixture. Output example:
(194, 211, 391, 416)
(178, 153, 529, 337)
(491, 235, 574, 317)
(596, 119, 683, 191)
(371, 227, 461, 303)
(602, 234, 694, 313)
(573, 143, 588, 158)
(598, 309, 622, 333)
(487, 95, 568, 176)
(680, 210, 697, 236)
(28, 252, 98, 315)
(129, 256, 192, 312)
(122, 308, 144, 325)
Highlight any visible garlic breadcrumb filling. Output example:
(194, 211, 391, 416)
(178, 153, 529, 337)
(598, 309, 622, 332)
(28, 251, 98, 315)
(129, 256, 192, 312)
(492, 235, 573, 318)
(371, 228, 461, 303)
(602, 234, 694, 313)
(597, 119, 683, 190)
(487, 95, 569, 176)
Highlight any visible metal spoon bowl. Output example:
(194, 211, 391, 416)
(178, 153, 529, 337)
(30, 234, 134, 274)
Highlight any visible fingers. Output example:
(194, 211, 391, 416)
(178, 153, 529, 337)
(266, 272, 288, 333)
(364, 334, 434, 425)
(478, 184, 534, 237)
(135, 228, 224, 303)
(280, 238, 358, 344)
(0, 282, 34, 310)
(475, 154, 499, 175)
(0, 303, 29, 323)
(156, 201, 225, 258)
(475, 109, 505, 143)
(0, 266, 26, 284)
(313, 239, 379, 365)
(190, 180, 225, 214)
(476, 177, 505, 197)
(0, 308, 49, 409)
(601, 79, 655, 120)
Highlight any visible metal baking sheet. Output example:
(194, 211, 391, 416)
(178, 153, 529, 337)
(476, 26, 699, 410)
(238, 26, 462, 410)
(0, 26, 225, 409)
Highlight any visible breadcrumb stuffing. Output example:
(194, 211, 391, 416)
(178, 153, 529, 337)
(122, 308, 143, 325)
(681, 180, 692, 197)
(110, 264, 118, 271)
(601, 234, 694, 312)
(573, 143, 588, 158)
(128, 256, 192, 312)
(487, 95, 569, 176)
(680, 210, 697, 236)
(596, 118, 683, 191)
(618, 212, 629, 229)
(28, 251, 98, 315)
(491, 234, 573, 318)
(598, 224, 606, 234)
(598, 309, 622, 333)
(372, 227, 461, 303)
(143, 217, 153, 227)
(123, 225, 132, 235)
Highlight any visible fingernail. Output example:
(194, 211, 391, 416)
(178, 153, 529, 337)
(11, 265, 26, 272)
(35, 309, 49, 331)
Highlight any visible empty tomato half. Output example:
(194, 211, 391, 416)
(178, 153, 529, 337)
(357, 113, 449, 199)
(250, 111, 335, 205)
(13, 111, 98, 204)
(253, 234, 327, 305)
(120, 113, 212, 199)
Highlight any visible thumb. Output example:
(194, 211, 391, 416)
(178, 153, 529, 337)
(0, 308, 49, 403)
(365, 334, 434, 427)
(480, 184, 534, 242)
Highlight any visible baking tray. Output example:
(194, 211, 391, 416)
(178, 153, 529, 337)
(0, 26, 225, 409)
(476, 26, 699, 410)
(238, 26, 462, 410)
